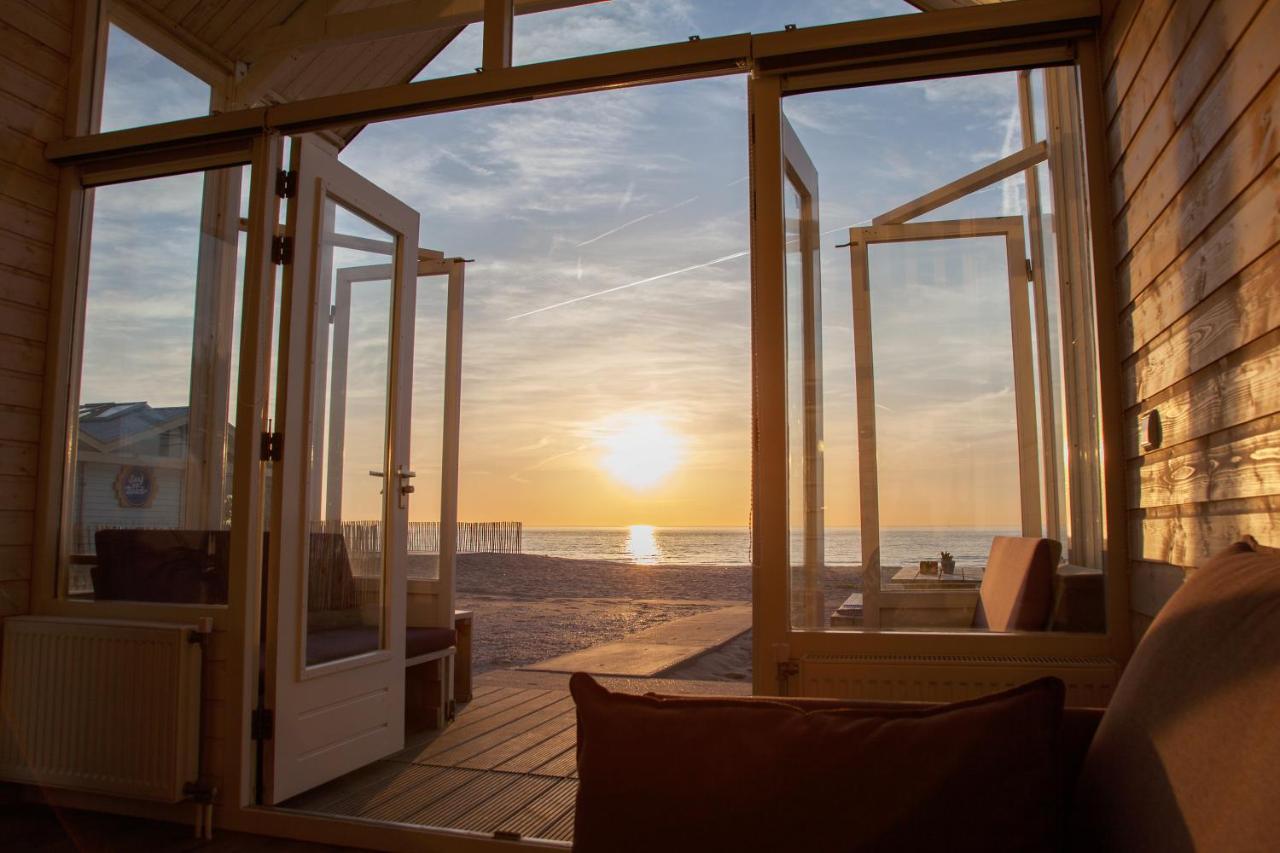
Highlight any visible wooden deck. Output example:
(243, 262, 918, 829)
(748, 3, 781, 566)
(285, 682, 582, 843)
(284, 671, 749, 843)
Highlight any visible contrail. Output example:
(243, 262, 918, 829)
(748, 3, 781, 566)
(509, 218, 874, 321)
(576, 195, 699, 247)
(507, 249, 749, 321)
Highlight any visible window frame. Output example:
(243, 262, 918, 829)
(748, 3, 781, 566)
(37, 0, 1121, 837)
(748, 35, 1129, 689)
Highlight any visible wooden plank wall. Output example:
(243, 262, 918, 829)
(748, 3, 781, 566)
(1101, 0, 1280, 640)
(0, 1, 70, 622)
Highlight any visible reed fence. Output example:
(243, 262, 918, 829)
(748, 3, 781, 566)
(76, 520, 523, 555)
(340, 520, 522, 554)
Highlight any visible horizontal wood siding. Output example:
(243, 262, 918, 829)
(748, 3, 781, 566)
(1104, 0, 1280, 642)
(0, 0, 68, 619)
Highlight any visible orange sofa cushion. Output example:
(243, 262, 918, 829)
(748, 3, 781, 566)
(570, 672, 1066, 853)
(974, 536, 1061, 631)
(1070, 538, 1280, 852)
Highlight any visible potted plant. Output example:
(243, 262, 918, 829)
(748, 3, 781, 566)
(940, 551, 955, 574)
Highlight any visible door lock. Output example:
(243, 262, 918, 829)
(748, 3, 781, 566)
(396, 466, 417, 499)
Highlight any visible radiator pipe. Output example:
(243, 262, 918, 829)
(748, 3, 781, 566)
(186, 617, 216, 839)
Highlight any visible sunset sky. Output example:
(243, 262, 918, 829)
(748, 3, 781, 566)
(83, 0, 1043, 531)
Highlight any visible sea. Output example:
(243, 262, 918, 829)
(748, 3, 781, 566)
(520, 526, 1019, 569)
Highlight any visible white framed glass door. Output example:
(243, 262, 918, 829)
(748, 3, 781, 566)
(749, 60, 1118, 703)
(848, 219, 1040, 630)
(263, 136, 420, 804)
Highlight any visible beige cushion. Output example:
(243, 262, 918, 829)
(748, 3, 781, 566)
(1071, 538, 1280, 852)
(974, 536, 1060, 631)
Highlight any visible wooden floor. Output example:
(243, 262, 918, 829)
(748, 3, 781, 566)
(0, 803, 361, 852)
(285, 683, 582, 843)
(284, 670, 749, 844)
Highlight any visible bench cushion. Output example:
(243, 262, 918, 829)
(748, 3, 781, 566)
(1071, 538, 1280, 852)
(571, 672, 1066, 853)
(974, 535, 1060, 631)
(304, 626, 456, 666)
(407, 626, 456, 660)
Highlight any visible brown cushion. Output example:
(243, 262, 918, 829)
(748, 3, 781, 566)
(571, 672, 1066, 853)
(1070, 538, 1280, 852)
(304, 626, 456, 666)
(406, 626, 455, 659)
(974, 536, 1061, 631)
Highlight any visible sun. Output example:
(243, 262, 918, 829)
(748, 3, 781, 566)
(596, 414, 684, 490)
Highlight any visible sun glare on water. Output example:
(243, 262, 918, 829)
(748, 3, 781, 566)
(596, 413, 684, 490)
(626, 525, 660, 564)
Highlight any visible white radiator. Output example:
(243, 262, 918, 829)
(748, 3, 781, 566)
(799, 654, 1117, 707)
(0, 616, 203, 802)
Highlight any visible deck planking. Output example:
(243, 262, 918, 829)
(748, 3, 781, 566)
(284, 663, 744, 842)
(285, 684, 582, 842)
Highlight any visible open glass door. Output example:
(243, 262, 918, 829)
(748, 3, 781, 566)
(849, 219, 1039, 630)
(750, 60, 1117, 702)
(783, 116, 826, 632)
(263, 136, 420, 803)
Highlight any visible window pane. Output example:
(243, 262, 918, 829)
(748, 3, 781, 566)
(406, 272, 451, 581)
(304, 199, 396, 665)
(100, 25, 211, 132)
(414, 25, 483, 81)
(783, 68, 1105, 635)
(515, 0, 917, 65)
(68, 166, 244, 603)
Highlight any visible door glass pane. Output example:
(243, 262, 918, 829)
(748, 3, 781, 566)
(305, 198, 397, 665)
(867, 237, 1020, 630)
(785, 178, 825, 629)
(65, 166, 245, 603)
(407, 271, 451, 582)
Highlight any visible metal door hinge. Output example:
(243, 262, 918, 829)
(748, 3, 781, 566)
(260, 431, 283, 462)
(251, 708, 274, 741)
(1026, 259, 1034, 280)
(271, 235, 293, 265)
(276, 169, 296, 198)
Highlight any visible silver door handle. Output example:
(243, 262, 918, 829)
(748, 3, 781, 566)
(369, 470, 385, 478)
(398, 466, 416, 495)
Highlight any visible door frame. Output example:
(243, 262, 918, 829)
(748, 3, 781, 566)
(748, 53, 1127, 697)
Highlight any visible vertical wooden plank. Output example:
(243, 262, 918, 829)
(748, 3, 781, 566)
(227, 131, 282, 809)
(1003, 222, 1043, 537)
(1018, 70, 1061, 544)
(848, 232, 880, 630)
(746, 72, 789, 692)
(1045, 63, 1105, 572)
(1077, 34, 1132, 661)
(437, 261, 465, 629)
(483, 0, 514, 70)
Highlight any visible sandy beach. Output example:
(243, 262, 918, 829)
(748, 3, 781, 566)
(453, 552, 859, 678)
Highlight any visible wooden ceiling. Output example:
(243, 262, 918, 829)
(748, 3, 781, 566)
(113, 0, 598, 145)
